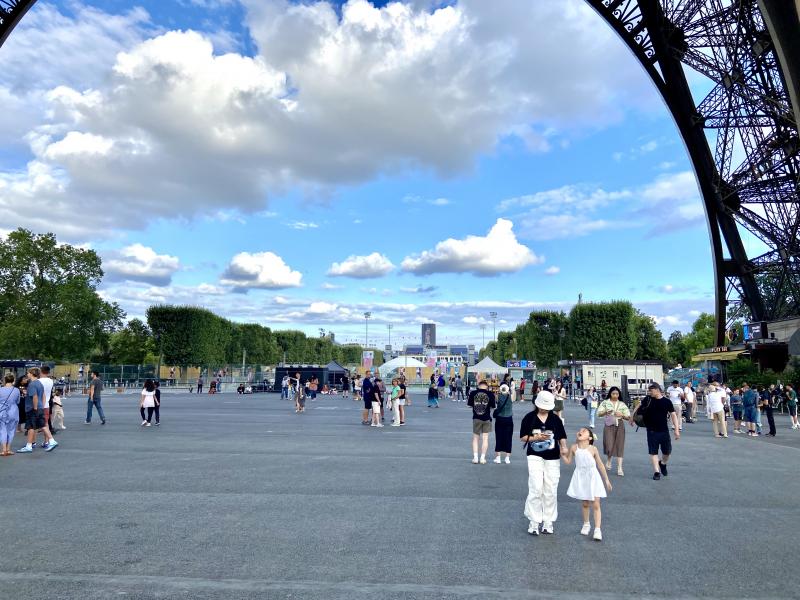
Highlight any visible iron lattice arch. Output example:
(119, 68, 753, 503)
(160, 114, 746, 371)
(1, 0, 799, 344)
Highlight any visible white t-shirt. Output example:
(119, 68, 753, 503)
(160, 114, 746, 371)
(141, 389, 156, 408)
(667, 386, 684, 404)
(684, 386, 695, 404)
(39, 377, 54, 406)
(706, 389, 725, 413)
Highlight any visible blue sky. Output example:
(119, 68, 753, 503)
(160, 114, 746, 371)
(0, 0, 731, 349)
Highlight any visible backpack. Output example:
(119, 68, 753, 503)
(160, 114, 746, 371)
(633, 397, 651, 428)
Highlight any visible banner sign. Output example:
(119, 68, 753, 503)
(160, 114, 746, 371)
(362, 351, 374, 369)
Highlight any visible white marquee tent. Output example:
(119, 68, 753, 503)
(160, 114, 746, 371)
(378, 356, 428, 376)
(467, 356, 508, 374)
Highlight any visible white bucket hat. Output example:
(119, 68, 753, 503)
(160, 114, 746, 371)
(534, 390, 555, 411)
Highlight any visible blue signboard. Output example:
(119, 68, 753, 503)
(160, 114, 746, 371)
(506, 360, 531, 368)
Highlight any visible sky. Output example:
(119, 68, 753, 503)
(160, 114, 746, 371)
(0, 0, 750, 350)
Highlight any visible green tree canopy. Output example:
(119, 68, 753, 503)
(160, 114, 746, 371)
(109, 318, 154, 364)
(667, 330, 690, 366)
(569, 301, 636, 360)
(633, 310, 668, 362)
(0, 228, 124, 360)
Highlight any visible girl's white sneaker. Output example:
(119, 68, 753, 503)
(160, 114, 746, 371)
(493, 456, 501, 464)
(504, 456, 511, 464)
(580, 522, 591, 536)
(593, 528, 603, 541)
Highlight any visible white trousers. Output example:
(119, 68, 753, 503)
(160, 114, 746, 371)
(524, 455, 561, 524)
(391, 399, 400, 425)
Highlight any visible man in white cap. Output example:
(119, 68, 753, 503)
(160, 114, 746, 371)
(519, 390, 568, 535)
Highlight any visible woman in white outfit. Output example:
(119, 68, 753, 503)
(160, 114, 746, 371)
(140, 379, 156, 427)
(519, 391, 568, 536)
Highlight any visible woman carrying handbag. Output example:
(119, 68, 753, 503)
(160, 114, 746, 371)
(493, 383, 514, 464)
(596, 387, 630, 476)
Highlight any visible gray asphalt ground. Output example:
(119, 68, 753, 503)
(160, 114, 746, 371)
(1, 390, 799, 599)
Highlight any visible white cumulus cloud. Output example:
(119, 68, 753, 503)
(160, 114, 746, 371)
(401, 218, 542, 276)
(0, 0, 658, 241)
(545, 266, 560, 275)
(328, 252, 395, 279)
(220, 251, 303, 290)
(103, 244, 180, 286)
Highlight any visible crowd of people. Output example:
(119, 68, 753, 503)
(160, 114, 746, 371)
(0, 367, 172, 456)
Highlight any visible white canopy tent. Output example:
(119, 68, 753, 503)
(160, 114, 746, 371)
(467, 356, 508, 374)
(378, 356, 428, 377)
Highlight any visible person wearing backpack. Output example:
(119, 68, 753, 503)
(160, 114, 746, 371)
(468, 380, 496, 464)
(493, 383, 514, 464)
(631, 383, 680, 480)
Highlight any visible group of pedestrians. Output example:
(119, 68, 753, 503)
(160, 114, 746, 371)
(0, 366, 62, 455)
(466, 380, 688, 541)
(699, 380, 796, 437)
(360, 371, 407, 427)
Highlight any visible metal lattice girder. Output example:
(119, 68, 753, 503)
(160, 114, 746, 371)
(0, 0, 798, 347)
(588, 0, 799, 344)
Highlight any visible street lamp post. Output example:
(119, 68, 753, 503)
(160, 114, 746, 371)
(480, 324, 487, 349)
(363, 311, 371, 348)
(386, 323, 393, 354)
(489, 311, 498, 341)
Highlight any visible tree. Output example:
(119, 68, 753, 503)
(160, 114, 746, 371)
(683, 313, 716, 361)
(667, 330, 690, 366)
(109, 319, 154, 364)
(146, 305, 230, 366)
(633, 310, 668, 362)
(0, 228, 124, 360)
(515, 311, 570, 368)
(569, 301, 636, 360)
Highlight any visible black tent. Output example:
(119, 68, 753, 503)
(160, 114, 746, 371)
(324, 361, 350, 388)
(273, 362, 352, 392)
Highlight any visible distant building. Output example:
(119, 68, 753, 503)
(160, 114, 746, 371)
(421, 323, 436, 346)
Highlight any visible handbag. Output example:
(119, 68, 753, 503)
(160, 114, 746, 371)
(633, 398, 650, 428)
(604, 401, 620, 427)
(492, 393, 509, 419)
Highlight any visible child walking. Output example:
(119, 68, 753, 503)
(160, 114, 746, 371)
(51, 388, 66, 430)
(564, 427, 612, 541)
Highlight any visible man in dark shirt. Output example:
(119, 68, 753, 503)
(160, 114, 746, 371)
(633, 383, 680, 480)
(519, 390, 567, 535)
(467, 381, 496, 464)
(361, 372, 374, 425)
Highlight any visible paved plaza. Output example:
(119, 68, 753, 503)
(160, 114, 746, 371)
(1, 391, 799, 599)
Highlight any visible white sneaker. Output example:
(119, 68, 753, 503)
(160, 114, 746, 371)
(145, 422, 152, 427)
(542, 522, 554, 535)
(504, 456, 511, 464)
(376, 424, 384, 428)
(391, 423, 401, 427)
(479, 457, 487, 464)
(472, 457, 479, 464)
(141, 421, 147, 426)
(580, 522, 591, 536)
(593, 528, 603, 541)
(527, 521, 540, 535)
(493, 456, 501, 464)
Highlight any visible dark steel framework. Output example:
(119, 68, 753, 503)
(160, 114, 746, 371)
(1, 0, 798, 345)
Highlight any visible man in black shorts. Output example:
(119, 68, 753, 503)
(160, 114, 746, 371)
(633, 383, 680, 480)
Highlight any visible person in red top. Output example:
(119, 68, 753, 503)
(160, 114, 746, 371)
(518, 378, 526, 402)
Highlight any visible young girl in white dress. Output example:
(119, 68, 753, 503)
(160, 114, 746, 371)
(564, 427, 612, 541)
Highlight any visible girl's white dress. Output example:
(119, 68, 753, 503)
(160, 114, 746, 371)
(566, 447, 607, 500)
